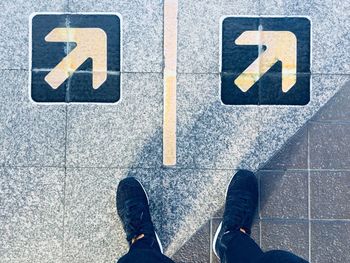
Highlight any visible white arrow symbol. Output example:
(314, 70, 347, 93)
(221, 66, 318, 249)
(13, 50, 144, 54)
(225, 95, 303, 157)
(44, 28, 107, 90)
(234, 31, 297, 93)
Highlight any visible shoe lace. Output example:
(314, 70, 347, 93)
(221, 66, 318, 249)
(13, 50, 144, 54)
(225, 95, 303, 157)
(224, 191, 252, 233)
(123, 199, 154, 242)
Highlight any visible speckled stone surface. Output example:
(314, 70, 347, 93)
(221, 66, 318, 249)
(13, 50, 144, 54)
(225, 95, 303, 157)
(261, 220, 309, 261)
(0, 101, 66, 167)
(262, 126, 308, 170)
(0, 167, 64, 263)
(311, 221, 350, 263)
(66, 73, 162, 168)
(259, 171, 308, 219)
(0, 0, 67, 70)
(309, 122, 350, 169)
(310, 171, 350, 219)
(0, 70, 30, 102)
(178, 0, 350, 74)
(63, 168, 128, 263)
(177, 0, 259, 73)
(176, 74, 350, 171)
(172, 221, 211, 263)
(311, 83, 350, 122)
(68, 0, 163, 73)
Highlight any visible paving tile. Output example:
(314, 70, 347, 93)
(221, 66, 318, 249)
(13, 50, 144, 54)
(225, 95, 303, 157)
(63, 168, 115, 262)
(0, 167, 64, 263)
(0, 0, 67, 70)
(257, 74, 350, 171)
(161, 169, 234, 255)
(259, 171, 308, 219)
(311, 221, 350, 263)
(177, 74, 262, 170)
(311, 80, 350, 122)
(262, 126, 308, 170)
(66, 73, 162, 168)
(0, 70, 30, 102)
(211, 217, 260, 263)
(64, 168, 164, 263)
(0, 102, 66, 167)
(177, 0, 259, 73)
(260, 0, 350, 74)
(261, 220, 309, 261)
(309, 122, 350, 169)
(310, 171, 350, 219)
(68, 0, 163, 73)
(172, 221, 211, 263)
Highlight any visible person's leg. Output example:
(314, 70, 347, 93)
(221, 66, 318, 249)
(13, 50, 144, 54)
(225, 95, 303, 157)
(256, 250, 309, 263)
(116, 177, 175, 263)
(213, 170, 309, 263)
(213, 170, 262, 263)
(217, 229, 264, 263)
(117, 237, 174, 263)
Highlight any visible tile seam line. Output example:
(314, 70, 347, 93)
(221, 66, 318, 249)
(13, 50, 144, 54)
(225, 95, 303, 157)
(307, 123, 312, 262)
(31, 70, 162, 74)
(252, 218, 350, 222)
(4, 165, 350, 173)
(61, 104, 69, 263)
(174, 72, 350, 76)
(4, 165, 350, 172)
(308, 121, 350, 125)
(1, 69, 350, 76)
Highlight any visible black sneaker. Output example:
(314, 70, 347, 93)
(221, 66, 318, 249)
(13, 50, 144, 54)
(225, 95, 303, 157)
(116, 177, 163, 253)
(213, 170, 258, 258)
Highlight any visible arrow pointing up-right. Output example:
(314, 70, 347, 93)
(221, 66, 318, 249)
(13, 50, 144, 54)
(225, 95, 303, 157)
(44, 28, 107, 90)
(234, 31, 297, 93)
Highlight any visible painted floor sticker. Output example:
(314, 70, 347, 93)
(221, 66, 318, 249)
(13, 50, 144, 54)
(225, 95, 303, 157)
(221, 17, 311, 105)
(30, 14, 121, 103)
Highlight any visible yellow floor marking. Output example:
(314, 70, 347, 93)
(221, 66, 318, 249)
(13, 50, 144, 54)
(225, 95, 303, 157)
(163, 0, 178, 166)
(45, 28, 107, 89)
(234, 31, 297, 93)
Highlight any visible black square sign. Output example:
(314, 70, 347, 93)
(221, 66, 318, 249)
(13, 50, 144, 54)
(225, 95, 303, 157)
(31, 14, 121, 103)
(221, 17, 311, 105)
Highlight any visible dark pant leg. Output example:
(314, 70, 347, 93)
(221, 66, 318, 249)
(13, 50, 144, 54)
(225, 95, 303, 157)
(256, 250, 309, 263)
(218, 230, 309, 263)
(117, 238, 175, 263)
(218, 230, 264, 263)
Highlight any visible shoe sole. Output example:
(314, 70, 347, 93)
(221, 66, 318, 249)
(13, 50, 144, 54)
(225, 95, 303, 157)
(134, 178, 164, 254)
(212, 173, 236, 259)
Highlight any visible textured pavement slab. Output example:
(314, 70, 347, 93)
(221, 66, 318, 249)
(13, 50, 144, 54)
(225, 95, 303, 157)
(311, 221, 350, 263)
(66, 73, 163, 168)
(0, 167, 64, 263)
(260, 220, 309, 261)
(0, 0, 68, 70)
(259, 171, 308, 219)
(68, 0, 163, 73)
(63, 168, 129, 263)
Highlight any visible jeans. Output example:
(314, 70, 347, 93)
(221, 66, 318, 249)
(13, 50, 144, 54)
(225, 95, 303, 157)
(117, 230, 309, 263)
